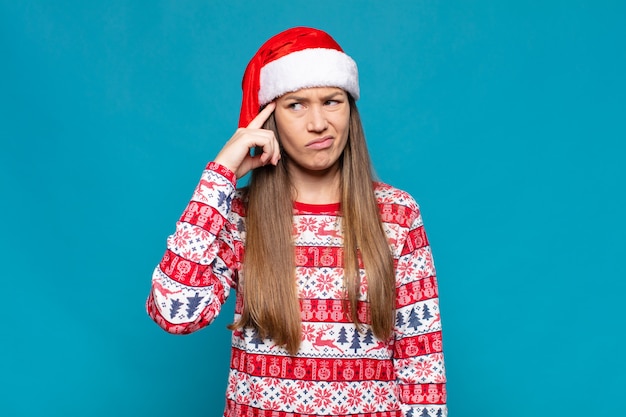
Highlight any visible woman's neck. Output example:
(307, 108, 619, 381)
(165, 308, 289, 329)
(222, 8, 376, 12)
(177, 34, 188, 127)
(288, 164, 341, 204)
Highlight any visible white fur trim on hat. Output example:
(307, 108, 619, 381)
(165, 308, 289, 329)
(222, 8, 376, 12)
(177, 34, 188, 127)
(258, 48, 359, 105)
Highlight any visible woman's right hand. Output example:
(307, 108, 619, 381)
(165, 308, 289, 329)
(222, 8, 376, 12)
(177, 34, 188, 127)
(213, 103, 280, 179)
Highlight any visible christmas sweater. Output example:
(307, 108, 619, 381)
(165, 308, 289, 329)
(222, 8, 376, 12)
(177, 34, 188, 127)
(147, 162, 447, 417)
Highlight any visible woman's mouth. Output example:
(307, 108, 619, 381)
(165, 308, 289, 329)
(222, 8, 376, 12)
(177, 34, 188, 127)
(306, 136, 334, 150)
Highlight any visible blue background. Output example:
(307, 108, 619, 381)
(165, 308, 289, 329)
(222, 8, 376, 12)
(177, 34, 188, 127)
(1, 1, 625, 416)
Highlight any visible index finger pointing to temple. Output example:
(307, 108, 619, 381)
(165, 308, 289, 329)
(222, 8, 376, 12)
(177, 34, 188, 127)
(247, 102, 276, 129)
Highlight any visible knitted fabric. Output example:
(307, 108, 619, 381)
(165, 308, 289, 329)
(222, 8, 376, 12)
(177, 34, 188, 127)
(147, 163, 447, 417)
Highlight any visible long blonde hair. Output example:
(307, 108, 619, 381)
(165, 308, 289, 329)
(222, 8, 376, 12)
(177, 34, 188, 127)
(230, 97, 395, 354)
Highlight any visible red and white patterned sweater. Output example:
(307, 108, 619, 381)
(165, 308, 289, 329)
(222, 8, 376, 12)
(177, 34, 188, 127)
(147, 162, 447, 417)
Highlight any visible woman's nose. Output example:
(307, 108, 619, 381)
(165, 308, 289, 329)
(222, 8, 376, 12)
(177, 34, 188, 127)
(306, 106, 328, 132)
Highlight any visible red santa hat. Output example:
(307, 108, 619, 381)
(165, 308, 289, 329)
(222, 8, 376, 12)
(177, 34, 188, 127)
(239, 27, 360, 127)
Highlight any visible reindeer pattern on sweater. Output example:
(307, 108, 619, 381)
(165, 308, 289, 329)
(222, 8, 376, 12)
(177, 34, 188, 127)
(147, 162, 447, 417)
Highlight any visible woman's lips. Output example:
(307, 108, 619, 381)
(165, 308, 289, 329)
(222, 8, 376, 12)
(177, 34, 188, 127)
(306, 136, 334, 150)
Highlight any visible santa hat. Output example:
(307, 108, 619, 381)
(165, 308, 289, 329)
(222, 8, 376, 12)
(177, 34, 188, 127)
(239, 27, 359, 127)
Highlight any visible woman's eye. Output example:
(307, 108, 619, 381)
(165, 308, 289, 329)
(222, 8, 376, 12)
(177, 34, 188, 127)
(325, 100, 340, 106)
(288, 102, 304, 110)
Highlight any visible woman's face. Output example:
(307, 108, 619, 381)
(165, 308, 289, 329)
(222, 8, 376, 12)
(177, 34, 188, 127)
(274, 87, 350, 177)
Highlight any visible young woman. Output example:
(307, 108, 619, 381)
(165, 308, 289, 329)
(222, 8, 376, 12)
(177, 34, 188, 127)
(147, 27, 447, 417)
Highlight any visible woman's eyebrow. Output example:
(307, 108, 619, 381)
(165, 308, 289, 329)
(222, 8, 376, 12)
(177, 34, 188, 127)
(282, 94, 307, 101)
(284, 93, 310, 101)
(321, 92, 345, 100)
(283, 91, 345, 101)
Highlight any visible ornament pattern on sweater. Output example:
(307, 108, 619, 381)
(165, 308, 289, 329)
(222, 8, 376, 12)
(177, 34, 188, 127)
(147, 162, 447, 417)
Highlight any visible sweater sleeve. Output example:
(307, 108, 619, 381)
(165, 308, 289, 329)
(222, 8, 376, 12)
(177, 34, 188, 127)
(146, 162, 243, 334)
(393, 200, 447, 417)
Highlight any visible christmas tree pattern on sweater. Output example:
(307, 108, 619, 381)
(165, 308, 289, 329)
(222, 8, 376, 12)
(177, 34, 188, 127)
(147, 162, 447, 417)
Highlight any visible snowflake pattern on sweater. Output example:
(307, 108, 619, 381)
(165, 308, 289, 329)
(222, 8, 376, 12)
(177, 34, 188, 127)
(147, 162, 447, 417)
